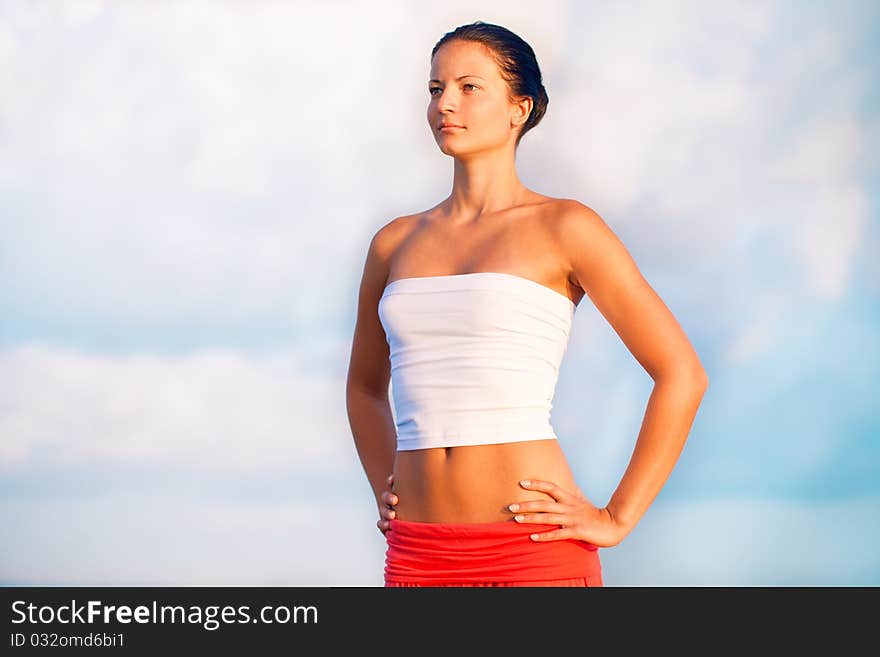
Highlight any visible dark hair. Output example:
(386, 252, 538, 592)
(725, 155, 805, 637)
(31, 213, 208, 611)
(431, 21, 549, 148)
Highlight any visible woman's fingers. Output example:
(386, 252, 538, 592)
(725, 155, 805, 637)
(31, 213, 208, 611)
(507, 500, 564, 514)
(383, 474, 398, 506)
(378, 473, 398, 534)
(377, 508, 395, 534)
(528, 527, 576, 542)
(518, 479, 574, 502)
(512, 512, 568, 526)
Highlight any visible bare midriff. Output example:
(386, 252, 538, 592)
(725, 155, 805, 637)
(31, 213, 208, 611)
(391, 438, 581, 524)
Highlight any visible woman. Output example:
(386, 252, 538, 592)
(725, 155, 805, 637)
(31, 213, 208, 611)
(346, 21, 708, 587)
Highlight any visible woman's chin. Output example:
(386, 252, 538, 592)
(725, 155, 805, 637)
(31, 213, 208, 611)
(437, 142, 468, 156)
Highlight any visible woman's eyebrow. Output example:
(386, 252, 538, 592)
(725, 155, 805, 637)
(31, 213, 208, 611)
(429, 75, 486, 83)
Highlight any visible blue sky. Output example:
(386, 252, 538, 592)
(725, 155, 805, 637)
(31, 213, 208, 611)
(1, 0, 878, 586)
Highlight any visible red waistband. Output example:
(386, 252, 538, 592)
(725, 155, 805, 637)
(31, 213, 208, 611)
(384, 518, 601, 585)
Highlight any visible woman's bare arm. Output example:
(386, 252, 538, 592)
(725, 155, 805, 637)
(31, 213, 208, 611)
(346, 220, 402, 505)
(557, 201, 709, 537)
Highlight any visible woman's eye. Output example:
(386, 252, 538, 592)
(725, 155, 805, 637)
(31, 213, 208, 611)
(428, 84, 478, 96)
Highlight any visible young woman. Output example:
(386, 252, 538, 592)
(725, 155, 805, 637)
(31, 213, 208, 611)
(346, 21, 708, 587)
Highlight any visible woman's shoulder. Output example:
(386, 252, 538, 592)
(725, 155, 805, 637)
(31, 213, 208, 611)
(521, 193, 603, 228)
(534, 194, 600, 218)
(367, 212, 426, 263)
(533, 195, 608, 242)
(535, 197, 620, 286)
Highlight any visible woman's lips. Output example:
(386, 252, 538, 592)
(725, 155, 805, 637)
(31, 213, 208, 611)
(440, 125, 464, 131)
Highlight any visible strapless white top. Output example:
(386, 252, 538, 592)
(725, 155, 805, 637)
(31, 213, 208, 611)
(377, 272, 576, 451)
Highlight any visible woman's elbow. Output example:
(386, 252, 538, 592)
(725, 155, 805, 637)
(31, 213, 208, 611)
(657, 363, 708, 391)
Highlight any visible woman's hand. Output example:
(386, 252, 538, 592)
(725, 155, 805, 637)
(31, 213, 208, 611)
(507, 479, 625, 548)
(376, 473, 399, 535)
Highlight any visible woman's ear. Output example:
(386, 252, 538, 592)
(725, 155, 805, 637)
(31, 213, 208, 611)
(511, 95, 533, 128)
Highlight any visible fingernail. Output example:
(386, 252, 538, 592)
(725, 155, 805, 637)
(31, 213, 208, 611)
(530, 533, 539, 540)
(520, 480, 530, 486)
(514, 515, 524, 522)
(508, 503, 519, 512)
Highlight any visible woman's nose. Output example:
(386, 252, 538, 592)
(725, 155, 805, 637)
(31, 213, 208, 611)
(436, 89, 457, 111)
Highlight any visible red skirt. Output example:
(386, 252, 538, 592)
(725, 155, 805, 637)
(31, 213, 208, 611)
(384, 517, 603, 587)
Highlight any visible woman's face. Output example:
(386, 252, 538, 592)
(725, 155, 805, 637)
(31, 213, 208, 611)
(427, 40, 527, 156)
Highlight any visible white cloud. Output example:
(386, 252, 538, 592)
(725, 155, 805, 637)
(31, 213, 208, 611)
(0, 342, 353, 472)
(722, 291, 786, 364)
(0, 0, 874, 335)
(0, 492, 384, 586)
(796, 182, 868, 299)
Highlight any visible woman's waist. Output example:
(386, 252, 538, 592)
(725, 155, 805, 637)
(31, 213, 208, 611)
(391, 438, 578, 523)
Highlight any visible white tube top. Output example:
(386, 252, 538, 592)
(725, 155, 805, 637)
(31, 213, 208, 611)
(377, 271, 576, 451)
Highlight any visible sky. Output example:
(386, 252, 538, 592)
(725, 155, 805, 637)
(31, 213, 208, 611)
(1, 0, 878, 586)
